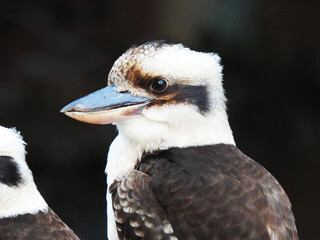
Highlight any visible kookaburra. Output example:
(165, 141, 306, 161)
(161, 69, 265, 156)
(0, 126, 80, 240)
(61, 42, 298, 240)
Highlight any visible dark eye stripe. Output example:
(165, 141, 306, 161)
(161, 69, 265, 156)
(172, 85, 210, 113)
(125, 65, 210, 113)
(0, 156, 22, 187)
(145, 84, 210, 114)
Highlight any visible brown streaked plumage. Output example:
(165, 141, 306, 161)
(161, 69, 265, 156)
(125, 65, 156, 89)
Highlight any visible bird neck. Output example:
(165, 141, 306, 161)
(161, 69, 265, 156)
(118, 109, 235, 151)
(159, 110, 235, 150)
(106, 109, 235, 186)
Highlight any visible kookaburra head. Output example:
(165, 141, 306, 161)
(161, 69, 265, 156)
(0, 126, 47, 218)
(61, 42, 235, 151)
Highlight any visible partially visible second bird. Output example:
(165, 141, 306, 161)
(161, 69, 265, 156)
(0, 126, 80, 240)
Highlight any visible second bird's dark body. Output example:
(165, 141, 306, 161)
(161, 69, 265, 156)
(0, 209, 79, 240)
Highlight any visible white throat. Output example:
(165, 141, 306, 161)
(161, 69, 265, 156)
(106, 106, 235, 183)
(117, 103, 234, 150)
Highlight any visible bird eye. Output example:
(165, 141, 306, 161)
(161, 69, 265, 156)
(150, 79, 168, 93)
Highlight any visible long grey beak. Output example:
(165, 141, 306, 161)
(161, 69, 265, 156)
(61, 85, 151, 124)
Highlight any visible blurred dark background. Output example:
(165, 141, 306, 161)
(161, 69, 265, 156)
(0, 0, 319, 239)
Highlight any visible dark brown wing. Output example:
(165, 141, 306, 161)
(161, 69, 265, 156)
(0, 208, 80, 240)
(147, 145, 298, 240)
(221, 145, 298, 240)
(109, 170, 177, 240)
(109, 144, 298, 240)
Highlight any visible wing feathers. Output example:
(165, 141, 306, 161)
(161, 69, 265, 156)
(110, 145, 298, 240)
(109, 170, 177, 240)
(0, 208, 80, 240)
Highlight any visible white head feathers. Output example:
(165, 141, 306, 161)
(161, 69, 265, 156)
(108, 42, 234, 150)
(0, 126, 48, 218)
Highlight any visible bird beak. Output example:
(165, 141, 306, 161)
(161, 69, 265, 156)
(60, 85, 151, 124)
